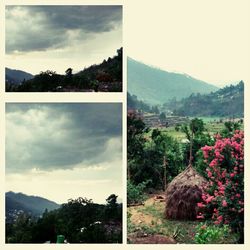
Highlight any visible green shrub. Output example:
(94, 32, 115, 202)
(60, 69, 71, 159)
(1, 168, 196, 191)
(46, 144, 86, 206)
(194, 223, 232, 244)
(127, 180, 149, 205)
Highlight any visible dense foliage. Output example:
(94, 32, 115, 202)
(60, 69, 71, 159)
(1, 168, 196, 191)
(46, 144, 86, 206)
(6, 48, 122, 92)
(127, 92, 160, 114)
(6, 195, 122, 243)
(127, 181, 148, 205)
(127, 112, 185, 191)
(176, 118, 214, 167)
(194, 223, 233, 244)
(164, 81, 244, 118)
(196, 130, 244, 242)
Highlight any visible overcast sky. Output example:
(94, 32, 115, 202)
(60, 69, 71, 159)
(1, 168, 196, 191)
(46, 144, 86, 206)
(127, 0, 250, 86)
(6, 5, 122, 75)
(6, 103, 122, 204)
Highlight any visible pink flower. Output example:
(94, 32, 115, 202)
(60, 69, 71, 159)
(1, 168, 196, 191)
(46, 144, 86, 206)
(239, 208, 244, 213)
(205, 195, 214, 203)
(207, 171, 212, 178)
(219, 185, 225, 194)
(215, 150, 221, 157)
(197, 215, 204, 219)
(209, 159, 217, 167)
(197, 202, 205, 208)
(222, 170, 227, 178)
(222, 200, 228, 207)
(217, 215, 223, 222)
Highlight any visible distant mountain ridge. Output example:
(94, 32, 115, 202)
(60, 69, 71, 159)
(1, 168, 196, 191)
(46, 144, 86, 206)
(6, 68, 34, 85)
(128, 58, 218, 105)
(6, 191, 60, 222)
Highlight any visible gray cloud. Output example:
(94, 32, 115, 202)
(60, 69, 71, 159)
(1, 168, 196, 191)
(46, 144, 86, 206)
(6, 5, 122, 53)
(6, 103, 122, 173)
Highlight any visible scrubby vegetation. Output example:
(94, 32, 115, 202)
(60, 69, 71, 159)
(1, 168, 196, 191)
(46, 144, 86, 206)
(164, 81, 244, 118)
(6, 194, 122, 243)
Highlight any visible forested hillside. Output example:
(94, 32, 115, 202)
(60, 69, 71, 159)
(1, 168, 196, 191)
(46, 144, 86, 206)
(6, 193, 122, 243)
(164, 81, 244, 117)
(128, 92, 160, 114)
(6, 68, 33, 86)
(6, 48, 122, 92)
(6, 192, 60, 222)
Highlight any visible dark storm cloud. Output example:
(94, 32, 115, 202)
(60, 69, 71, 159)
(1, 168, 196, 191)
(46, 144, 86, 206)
(6, 5, 122, 53)
(6, 103, 122, 173)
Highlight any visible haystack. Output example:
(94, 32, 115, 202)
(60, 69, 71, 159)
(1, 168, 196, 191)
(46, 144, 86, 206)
(165, 165, 208, 220)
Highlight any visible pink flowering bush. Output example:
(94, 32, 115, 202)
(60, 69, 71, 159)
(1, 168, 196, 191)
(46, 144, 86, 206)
(197, 130, 244, 238)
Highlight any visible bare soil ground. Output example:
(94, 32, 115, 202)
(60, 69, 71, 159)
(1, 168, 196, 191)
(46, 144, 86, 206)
(127, 193, 199, 244)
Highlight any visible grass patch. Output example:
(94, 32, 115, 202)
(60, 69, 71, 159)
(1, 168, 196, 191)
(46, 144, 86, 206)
(128, 197, 199, 243)
(128, 194, 239, 244)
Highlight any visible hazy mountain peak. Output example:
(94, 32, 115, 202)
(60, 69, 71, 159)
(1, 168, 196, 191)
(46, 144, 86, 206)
(6, 191, 60, 222)
(128, 58, 218, 105)
(6, 67, 34, 85)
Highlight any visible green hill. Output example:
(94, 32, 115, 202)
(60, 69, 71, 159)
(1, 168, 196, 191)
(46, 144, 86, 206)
(6, 191, 60, 222)
(127, 92, 160, 114)
(164, 81, 244, 118)
(6, 68, 33, 86)
(128, 58, 218, 105)
(6, 48, 122, 92)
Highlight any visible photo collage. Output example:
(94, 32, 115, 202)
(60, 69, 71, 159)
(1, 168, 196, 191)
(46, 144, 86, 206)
(0, 0, 249, 247)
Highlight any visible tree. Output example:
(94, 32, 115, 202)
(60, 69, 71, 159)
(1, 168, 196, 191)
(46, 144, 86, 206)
(181, 118, 213, 166)
(105, 194, 119, 219)
(221, 121, 241, 137)
(106, 194, 118, 207)
(6, 213, 34, 243)
(127, 112, 148, 180)
(65, 68, 73, 86)
(65, 68, 73, 77)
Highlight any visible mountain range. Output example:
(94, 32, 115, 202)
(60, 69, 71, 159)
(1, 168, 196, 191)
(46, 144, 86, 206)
(128, 58, 218, 105)
(6, 191, 60, 222)
(6, 68, 34, 85)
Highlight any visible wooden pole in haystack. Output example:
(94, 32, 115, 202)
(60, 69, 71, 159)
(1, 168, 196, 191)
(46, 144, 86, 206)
(189, 123, 194, 166)
(164, 121, 208, 220)
(163, 155, 167, 191)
